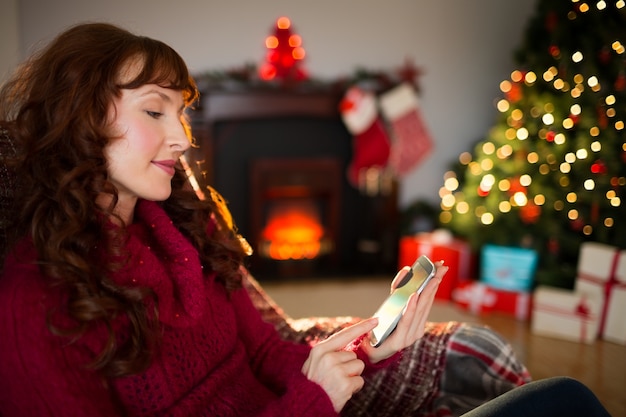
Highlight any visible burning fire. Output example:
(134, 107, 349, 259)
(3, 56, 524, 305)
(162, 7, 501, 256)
(260, 202, 329, 260)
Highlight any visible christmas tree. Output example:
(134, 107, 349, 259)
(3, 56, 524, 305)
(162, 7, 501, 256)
(258, 16, 308, 82)
(439, 0, 626, 289)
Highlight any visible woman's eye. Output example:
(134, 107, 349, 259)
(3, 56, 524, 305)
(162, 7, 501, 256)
(146, 110, 163, 119)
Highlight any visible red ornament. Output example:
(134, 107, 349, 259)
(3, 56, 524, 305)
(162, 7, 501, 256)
(597, 106, 609, 129)
(508, 177, 526, 196)
(546, 131, 556, 142)
(545, 12, 558, 32)
(549, 45, 561, 58)
(591, 160, 607, 174)
(591, 201, 600, 224)
(520, 202, 541, 224)
(570, 217, 584, 232)
(598, 47, 612, 65)
(477, 185, 490, 197)
(548, 238, 559, 254)
(615, 73, 626, 92)
(506, 82, 523, 103)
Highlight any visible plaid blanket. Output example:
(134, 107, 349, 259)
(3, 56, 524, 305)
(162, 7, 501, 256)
(243, 276, 531, 417)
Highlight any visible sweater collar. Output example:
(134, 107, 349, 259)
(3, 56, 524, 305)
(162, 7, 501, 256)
(115, 200, 211, 326)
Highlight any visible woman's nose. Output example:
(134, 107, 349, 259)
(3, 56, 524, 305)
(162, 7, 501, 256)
(169, 120, 192, 153)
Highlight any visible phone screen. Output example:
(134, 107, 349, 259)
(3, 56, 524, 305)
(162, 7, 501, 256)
(370, 255, 435, 347)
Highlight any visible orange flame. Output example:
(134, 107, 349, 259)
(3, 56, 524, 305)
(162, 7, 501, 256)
(261, 203, 325, 260)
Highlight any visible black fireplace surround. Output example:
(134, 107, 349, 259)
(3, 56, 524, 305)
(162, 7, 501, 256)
(187, 87, 398, 279)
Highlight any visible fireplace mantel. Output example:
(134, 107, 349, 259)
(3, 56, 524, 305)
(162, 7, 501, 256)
(188, 88, 344, 188)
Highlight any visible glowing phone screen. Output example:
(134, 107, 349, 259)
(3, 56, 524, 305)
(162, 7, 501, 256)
(370, 256, 435, 346)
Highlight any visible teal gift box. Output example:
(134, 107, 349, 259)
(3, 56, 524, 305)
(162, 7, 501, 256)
(480, 244, 538, 292)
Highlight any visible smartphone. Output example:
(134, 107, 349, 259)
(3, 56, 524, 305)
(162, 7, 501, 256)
(370, 255, 436, 347)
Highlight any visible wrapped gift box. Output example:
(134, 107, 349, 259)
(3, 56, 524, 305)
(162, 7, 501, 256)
(604, 285, 626, 345)
(480, 244, 538, 292)
(531, 286, 601, 344)
(398, 230, 472, 300)
(600, 250, 626, 345)
(574, 242, 626, 344)
(452, 281, 530, 320)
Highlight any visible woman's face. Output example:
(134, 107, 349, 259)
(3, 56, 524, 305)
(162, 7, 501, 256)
(104, 83, 190, 221)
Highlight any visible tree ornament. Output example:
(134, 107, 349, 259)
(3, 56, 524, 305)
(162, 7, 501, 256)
(545, 12, 558, 32)
(520, 202, 541, 224)
(597, 105, 609, 129)
(549, 45, 560, 58)
(570, 217, 584, 232)
(615, 71, 626, 92)
(591, 201, 600, 224)
(548, 238, 559, 255)
(598, 47, 612, 65)
(508, 177, 526, 196)
(591, 160, 607, 175)
(505, 82, 523, 103)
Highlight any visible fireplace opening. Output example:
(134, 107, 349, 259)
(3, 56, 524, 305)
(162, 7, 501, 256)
(250, 157, 341, 277)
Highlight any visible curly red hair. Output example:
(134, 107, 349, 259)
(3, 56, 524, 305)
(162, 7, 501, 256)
(0, 23, 247, 377)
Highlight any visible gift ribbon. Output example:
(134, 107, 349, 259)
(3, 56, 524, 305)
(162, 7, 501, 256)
(453, 283, 496, 314)
(577, 251, 622, 337)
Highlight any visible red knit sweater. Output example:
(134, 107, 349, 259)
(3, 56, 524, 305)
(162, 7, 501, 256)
(0, 200, 382, 416)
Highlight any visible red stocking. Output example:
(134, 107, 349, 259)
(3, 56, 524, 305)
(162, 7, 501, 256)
(379, 83, 434, 177)
(340, 87, 391, 187)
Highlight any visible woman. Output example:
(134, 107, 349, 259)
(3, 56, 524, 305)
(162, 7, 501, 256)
(0, 22, 611, 417)
(0, 22, 445, 416)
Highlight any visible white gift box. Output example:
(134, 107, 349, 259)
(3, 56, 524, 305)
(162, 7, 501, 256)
(602, 251, 626, 345)
(574, 242, 626, 344)
(531, 286, 601, 344)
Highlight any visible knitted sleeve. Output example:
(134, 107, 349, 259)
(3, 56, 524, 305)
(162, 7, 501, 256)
(230, 286, 340, 416)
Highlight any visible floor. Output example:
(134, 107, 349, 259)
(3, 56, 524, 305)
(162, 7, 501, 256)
(262, 276, 626, 417)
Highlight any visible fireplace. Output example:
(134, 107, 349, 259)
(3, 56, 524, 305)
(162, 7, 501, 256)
(187, 87, 399, 279)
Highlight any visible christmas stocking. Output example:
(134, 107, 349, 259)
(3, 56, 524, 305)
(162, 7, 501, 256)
(340, 86, 391, 187)
(379, 83, 434, 177)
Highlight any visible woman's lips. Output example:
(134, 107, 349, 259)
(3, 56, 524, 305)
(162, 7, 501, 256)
(152, 160, 176, 176)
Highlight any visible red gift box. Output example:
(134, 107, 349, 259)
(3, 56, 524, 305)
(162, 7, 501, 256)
(398, 230, 473, 300)
(491, 287, 532, 321)
(452, 281, 531, 320)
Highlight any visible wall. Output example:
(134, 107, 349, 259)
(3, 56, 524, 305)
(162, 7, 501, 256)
(13, 0, 537, 207)
(0, 0, 20, 83)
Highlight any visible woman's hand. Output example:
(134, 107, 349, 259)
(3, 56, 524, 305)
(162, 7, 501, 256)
(302, 318, 378, 413)
(361, 261, 448, 364)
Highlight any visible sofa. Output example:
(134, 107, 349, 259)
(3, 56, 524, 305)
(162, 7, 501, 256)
(0, 127, 531, 416)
